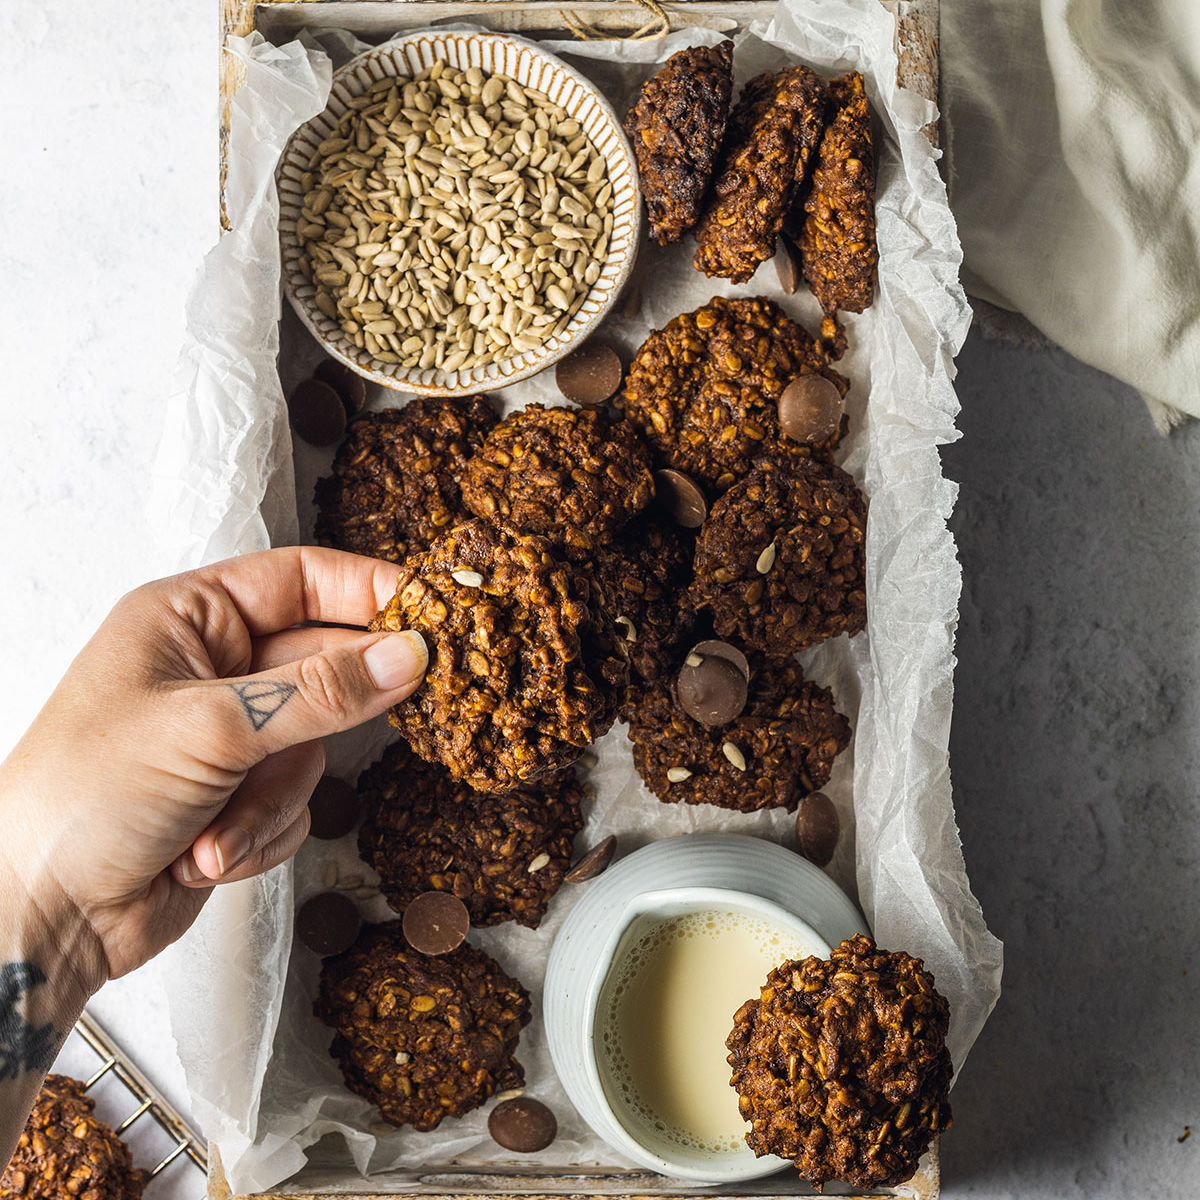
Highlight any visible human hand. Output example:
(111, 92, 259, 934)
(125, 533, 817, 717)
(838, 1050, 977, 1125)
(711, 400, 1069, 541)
(0, 546, 424, 992)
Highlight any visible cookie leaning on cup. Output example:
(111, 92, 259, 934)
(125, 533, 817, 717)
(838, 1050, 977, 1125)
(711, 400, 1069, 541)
(727, 934, 952, 1189)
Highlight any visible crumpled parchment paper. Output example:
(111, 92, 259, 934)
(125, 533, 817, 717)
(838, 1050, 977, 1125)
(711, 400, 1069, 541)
(151, 4, 1003, 1193)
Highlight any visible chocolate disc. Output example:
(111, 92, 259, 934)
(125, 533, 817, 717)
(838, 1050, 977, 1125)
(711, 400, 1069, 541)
(563, 835, 617, 883)
(488, 1097, 558, 1153)
(775, 234, 802, 295)
(688, 639, 750, 682)
(289, 378, 347, 446)
(653, 468, 707, 528)
(402, 891, 470, 956)
(795, 791, 839, 867)
(296, 891, 361, 957)
(307, 776, 360, 840)
(677, 640, 749, 727)
(314, 357, 368, 415)
(778, 374, 844, 445)
(555, 341, 623, 406)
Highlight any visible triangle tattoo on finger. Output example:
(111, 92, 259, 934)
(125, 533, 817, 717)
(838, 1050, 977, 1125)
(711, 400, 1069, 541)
(228, 681, 299, 731)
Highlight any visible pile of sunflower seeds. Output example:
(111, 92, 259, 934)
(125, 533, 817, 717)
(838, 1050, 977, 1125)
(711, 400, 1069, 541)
(294, 61, 616, 375)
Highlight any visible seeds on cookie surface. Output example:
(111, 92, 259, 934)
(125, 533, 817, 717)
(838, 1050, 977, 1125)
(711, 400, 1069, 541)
(296, 62, 613, 376)
(722, 741, 747, 771)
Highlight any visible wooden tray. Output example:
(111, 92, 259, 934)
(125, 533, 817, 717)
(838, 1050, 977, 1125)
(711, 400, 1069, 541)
(212, 3, 942, 1198)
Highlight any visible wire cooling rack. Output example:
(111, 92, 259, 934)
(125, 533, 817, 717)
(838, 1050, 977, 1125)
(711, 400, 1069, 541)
(64, 1010, 207, 1195)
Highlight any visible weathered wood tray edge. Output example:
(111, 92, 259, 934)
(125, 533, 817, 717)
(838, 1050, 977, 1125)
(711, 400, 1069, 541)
(212, 2, 942, 1198)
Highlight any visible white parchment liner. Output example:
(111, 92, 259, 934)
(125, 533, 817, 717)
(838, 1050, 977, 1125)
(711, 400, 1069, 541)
(150, 4, 1003, 1192)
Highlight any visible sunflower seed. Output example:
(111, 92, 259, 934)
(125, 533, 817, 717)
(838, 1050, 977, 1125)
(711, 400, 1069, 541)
(666, 767, 693, 783)
(722, 742, 747, 772)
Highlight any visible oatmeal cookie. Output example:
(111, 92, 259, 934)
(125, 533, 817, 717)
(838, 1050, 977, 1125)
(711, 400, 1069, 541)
(693, 67, 827, 283)
(1, 1075, 149, 1200)
(588, 514, 696, 692)
(460, 404, 654, 557)
(727, 934, 952, 1189)
(357, 740, 584, 928)
(800, 73, 878, 317)
(619, 296, 848, 492)
(314, 396, 499, 563)
(372, 519, 628, 791)
(626, 655, 850, 812)
(693, 457, 866, 655)
(624, 41, 734, 244)
(315, 923, 530, 1131)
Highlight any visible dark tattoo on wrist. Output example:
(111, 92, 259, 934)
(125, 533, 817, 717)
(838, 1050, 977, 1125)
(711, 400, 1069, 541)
(0, 963, 61, 1081)
(227, 680, 298, 731)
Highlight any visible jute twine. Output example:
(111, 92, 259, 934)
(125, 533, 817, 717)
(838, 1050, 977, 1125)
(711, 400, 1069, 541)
(559, 0, 671, 41)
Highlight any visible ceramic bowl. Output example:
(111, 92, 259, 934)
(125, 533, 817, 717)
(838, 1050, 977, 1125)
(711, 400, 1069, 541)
(543, 833, 867, 1183)
(277, 32, 641, 396)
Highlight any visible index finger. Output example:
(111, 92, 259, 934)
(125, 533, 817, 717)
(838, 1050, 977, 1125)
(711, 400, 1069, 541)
(197, 546, 402, 637)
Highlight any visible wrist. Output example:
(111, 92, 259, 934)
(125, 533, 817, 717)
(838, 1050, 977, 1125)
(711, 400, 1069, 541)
(0, 842, 107, 1024)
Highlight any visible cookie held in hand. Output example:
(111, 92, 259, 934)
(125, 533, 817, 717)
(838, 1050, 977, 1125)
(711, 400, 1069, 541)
(372, 519, 628, 792)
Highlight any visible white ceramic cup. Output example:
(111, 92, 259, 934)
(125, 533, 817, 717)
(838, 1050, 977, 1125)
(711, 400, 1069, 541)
(543, 833, 867, 1183)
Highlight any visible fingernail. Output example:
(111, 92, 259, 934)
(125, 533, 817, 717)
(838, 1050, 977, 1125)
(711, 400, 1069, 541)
(363, 630, 428, 690)
(177, 853, 204, 885)
(214, 827, 253, 877)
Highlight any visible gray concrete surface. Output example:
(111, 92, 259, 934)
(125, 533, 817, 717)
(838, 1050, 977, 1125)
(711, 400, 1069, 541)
(942, 335, 1200, 1196)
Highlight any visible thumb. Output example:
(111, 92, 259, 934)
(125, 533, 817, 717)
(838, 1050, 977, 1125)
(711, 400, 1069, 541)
(200, 628, 427, 765)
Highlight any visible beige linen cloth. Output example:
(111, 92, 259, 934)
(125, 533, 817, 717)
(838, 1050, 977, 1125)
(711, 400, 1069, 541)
(941, 0, 1200, 429)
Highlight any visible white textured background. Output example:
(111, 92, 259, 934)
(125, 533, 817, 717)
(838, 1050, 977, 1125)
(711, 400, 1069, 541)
(0, 3, 1196, 1199)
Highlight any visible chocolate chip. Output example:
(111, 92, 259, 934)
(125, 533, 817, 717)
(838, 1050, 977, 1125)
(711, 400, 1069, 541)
(779, 374, 844, 445)
(555, 341, 623, 406)
(795, 791, 839, 867)
(775, 234, 802, 295)
(653, 468, 707, 528)
(307, 776, 360, 840)
(402, 891, 470, 956)
(314, 357, 368, 415)
(488, 1097, 558, 1153)
(688, 638, 751, 681)
(296, 891, 361, 957)
(289, 378, 347, 446)
(563, 835, 617, 883)
(677, 649, 749, 728)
